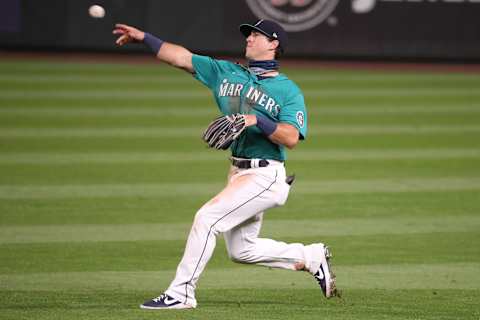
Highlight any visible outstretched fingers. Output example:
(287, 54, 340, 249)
(114, 23, 131, 31)
(115, 34, 130, 46)
(112, 29, 125, 35)
(113, 24, 127, 45)
(113, 24, 144, 45)
(113, 24, 128, 35)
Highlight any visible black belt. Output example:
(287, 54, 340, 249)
(231, 158, 270, 169)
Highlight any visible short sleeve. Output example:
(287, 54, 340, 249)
(191, 54, 221, 90)
(278, 93, 308, 140)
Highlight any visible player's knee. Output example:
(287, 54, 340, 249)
(193, 208, 219, 234)
(228, 250, 246, 264)
(228, 247, 255, 264)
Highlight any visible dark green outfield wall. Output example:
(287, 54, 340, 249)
(1, 0, 479, 60)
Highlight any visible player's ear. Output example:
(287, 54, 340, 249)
(270, 39, 280, 51)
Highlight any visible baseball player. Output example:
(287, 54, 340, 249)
(113, 19, 337, 310)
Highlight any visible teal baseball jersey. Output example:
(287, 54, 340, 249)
(192, 54, 308, 161)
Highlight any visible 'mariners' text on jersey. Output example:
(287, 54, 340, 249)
(219, 79, 280, 116)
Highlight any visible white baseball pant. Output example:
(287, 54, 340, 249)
(165, 159, 319, 308)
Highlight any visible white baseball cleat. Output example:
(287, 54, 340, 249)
(309, 244, 338, 298)
(140, 293, 194, 310)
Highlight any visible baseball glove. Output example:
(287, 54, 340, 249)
(202, 114, 246, 150)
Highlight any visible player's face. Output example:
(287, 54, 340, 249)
(245, 31, 278, 60)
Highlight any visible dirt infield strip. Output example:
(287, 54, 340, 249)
(1, 50, 480, 74)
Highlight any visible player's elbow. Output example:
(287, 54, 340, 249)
(273, 135, 298, 149)
(275, 124, 299, 149)
(283, 134, 299, 149)
(284, 140, 298, 149)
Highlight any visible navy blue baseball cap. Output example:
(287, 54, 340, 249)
(239, 20, 288, 53)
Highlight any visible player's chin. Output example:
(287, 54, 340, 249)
(245, 49, 253, 60)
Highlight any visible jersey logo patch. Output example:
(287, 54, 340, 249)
(296, 111, 305, 128)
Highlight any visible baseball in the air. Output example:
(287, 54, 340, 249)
(88, 5, 105, 18)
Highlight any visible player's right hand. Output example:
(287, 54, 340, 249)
(113, 24, 145, 46)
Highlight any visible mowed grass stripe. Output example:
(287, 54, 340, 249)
(2, 61, 479, 75)
(0, 74, 195, 84)
(1, 105, 479, 117)
(0, 61, 175, 72)
(4, 59, 478, 75)
(2, 96, 477, 107)
(1, 148, 480, 164)
(0, 90, 209, 99)
(2, 125, 480, 138)
(2, 88, 479, 99)
(5, 80, 479, 92)
(1, 177, 479, 199)
(1, 263, 478, 291)
(1, 216, 477, 244)
(2, 62, 480, 82)
(3, 72, 480, 83)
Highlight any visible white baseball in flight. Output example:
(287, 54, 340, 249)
(89, 5, 105, 18)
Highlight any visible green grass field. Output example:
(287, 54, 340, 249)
(1, 58, 479, 320)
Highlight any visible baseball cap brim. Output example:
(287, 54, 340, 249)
(239, 24, 275, 40)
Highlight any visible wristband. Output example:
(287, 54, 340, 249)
(143, 33, 164, 55)
(256, 115, 277, 136)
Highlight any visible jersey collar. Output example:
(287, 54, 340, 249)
(236, 62, 288, 82)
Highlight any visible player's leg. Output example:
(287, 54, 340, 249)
(224, 212, 311, 270)
(223, 198, 338, 297)
(162, 164, 287, 308)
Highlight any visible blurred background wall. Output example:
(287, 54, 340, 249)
(1, 0, 479, 61)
